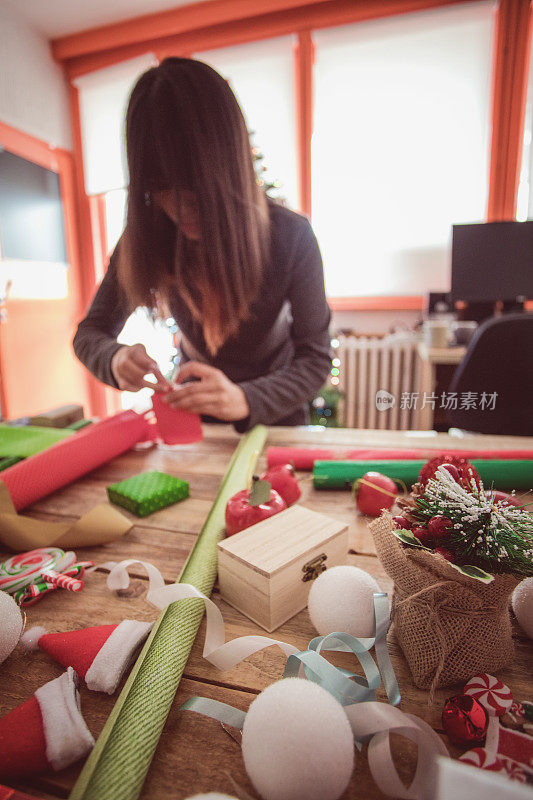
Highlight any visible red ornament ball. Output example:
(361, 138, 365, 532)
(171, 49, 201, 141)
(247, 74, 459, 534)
(354, 472, 398, 516)
(418, 456, 480, 491)
(427, 515, 453, 541)
(442, 694, 488, 746)
(485, 490, 522, 508)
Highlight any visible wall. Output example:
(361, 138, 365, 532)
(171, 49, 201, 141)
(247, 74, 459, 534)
(0, 2, 71, 149)
(331, 309, 422, 336)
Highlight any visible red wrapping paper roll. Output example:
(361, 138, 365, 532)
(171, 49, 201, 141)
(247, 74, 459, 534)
(0, 411, 151, 511)
(266, 447, 336, 470)
(266, 446, 533, 471)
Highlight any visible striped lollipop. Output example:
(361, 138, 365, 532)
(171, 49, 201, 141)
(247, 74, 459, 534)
(464, 673, 513, 717)
(0, 547, 64, 594)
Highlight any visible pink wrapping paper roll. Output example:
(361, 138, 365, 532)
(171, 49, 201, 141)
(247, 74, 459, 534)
(0, 411, 151, 511)
(266, 445, 533, 470)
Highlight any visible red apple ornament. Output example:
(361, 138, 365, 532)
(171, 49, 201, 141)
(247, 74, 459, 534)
(355, 472, 398, 516)
(260, 463, 301, 506)
(225, 477, 287, 537)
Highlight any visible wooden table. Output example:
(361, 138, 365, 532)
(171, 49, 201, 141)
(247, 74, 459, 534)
(1, 425, 532, 800)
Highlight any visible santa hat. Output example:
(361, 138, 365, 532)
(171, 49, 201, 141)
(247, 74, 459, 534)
(0, 667, 94, 781)
(22, 620, 153, 694)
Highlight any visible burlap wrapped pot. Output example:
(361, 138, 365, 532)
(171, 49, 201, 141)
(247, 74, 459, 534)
(370, 511, 519, 696)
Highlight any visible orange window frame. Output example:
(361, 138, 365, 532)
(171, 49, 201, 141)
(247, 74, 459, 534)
(56, 0, 532, 326)
(0, 120, 109, 416)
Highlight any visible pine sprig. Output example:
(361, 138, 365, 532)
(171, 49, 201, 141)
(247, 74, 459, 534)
(412, 466, 533, 576)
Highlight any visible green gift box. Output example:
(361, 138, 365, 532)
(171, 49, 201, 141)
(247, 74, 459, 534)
(106, 470, 189, 517)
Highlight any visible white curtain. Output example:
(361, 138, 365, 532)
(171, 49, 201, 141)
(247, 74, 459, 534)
(195, 36, 299, 211)
(74, 53, 157, 196)
(311, 2, 496, 297)
(517, 27, 533, 221)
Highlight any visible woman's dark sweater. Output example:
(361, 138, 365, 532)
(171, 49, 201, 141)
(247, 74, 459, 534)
(73, 202, 332, 432)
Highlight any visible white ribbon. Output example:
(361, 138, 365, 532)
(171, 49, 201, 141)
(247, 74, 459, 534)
(345, 702, 449, 799)
(106, 559, 299, 670)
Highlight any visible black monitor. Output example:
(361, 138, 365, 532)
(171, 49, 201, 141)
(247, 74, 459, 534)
(451, 221, 533, 303)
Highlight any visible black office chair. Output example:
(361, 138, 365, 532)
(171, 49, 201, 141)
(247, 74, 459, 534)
(447, 313, 533, 436)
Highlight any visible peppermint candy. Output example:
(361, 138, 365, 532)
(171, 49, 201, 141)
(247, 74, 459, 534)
(459, 749, 527, 783)
(464, 673, 513, 717)
(459, 747, 503, 771)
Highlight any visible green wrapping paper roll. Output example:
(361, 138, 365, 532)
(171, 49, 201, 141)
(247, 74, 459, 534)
(313, 459, 533, 490)
(70, 424, 267, 800)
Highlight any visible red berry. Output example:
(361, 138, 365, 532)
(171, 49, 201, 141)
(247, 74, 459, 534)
(412, 525, 432, 545)
(392, 515, 413, 530)
(434, 547, 455, 562)
(427, 515, 453, 541)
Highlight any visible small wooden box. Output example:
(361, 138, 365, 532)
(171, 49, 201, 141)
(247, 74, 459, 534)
(217, 505, 349, 632)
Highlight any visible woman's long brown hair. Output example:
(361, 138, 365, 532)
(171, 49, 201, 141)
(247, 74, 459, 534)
(119, 57, 270, 355)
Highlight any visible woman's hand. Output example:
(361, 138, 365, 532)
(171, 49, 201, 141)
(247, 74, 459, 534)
(111, 344, 170, 392)
(164, 361, 250, 421)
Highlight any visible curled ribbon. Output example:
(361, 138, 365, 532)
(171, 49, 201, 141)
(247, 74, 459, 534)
(105, 560, 446, 799)
(106, 560, 399, 699)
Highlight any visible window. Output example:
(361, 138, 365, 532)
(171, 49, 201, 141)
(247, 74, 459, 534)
(517, 27, 533, 221)
(195, 36, 299, 210)
(311, 2, 496, 297)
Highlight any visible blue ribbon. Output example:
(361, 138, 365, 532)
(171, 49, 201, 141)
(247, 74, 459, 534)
(283, 593, 400, 708)
(180, 593, 401, 735)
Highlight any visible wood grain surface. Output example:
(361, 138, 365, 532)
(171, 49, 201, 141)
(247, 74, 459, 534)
(1, 424, 532, 800)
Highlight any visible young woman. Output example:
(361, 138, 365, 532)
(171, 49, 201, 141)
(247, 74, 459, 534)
(73, 58, 332, 432)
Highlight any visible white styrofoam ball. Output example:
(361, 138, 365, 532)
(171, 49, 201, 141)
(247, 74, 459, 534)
(185, 795, 237, 799)
(512, 577, 533, 639)
(242, 678, 354, 800)
(307, 565, 380, 638)
(0, 591, 23, 664)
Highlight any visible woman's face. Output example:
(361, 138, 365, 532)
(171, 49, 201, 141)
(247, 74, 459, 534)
(152, 189, 200, 241)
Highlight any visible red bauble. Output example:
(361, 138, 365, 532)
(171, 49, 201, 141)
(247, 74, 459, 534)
(427, 515, 453, 541)
(225, 487, 287, 537)
(418, 456, 480, 491)
(485, 490, 522, 508)
(260, 464, 301, 506)
(355, 472, 398, 516)
(434, 546, 455, 562)
(442, 695, 488, 746)
(411, 525, 433, 546)
(392, 515, 413, 530)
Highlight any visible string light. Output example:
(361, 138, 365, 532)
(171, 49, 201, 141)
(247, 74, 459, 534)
(332, 357, 340, 367)
(331, 376, 340, 386)
(331, 367, 339, 377)
(330, 338, 339, 348)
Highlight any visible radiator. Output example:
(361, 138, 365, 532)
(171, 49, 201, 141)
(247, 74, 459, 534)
(337, 333, 420, 430)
